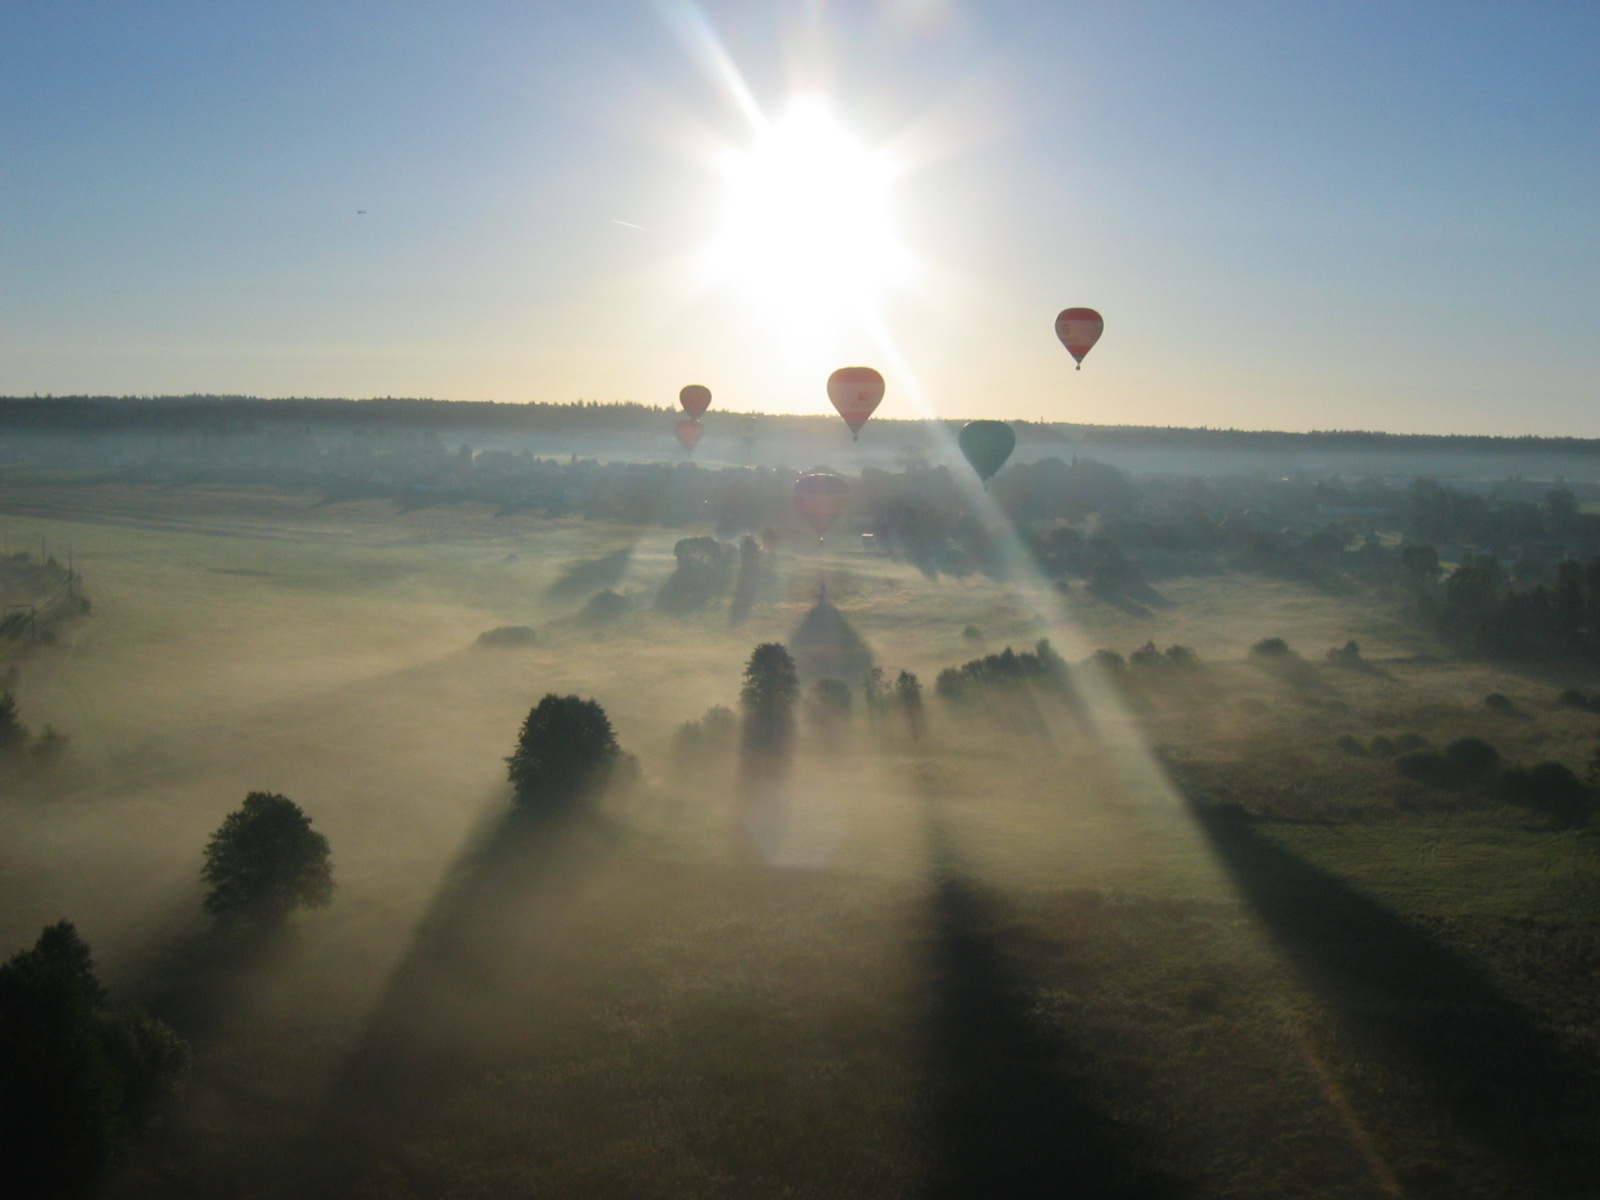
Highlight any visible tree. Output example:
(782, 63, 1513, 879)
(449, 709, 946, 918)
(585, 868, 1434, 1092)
(506, 694, 621, 806)
(0, 690, 28, 757)
(0, 922, 188, 1200)
(741, 643, 800, 714)
(741, 643, 799, 754)
(201, 793, 334, 923)
(895, 670, 925, 741)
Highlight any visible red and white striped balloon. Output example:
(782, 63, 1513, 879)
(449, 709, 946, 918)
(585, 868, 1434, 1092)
(1054, 308, 1104, 369)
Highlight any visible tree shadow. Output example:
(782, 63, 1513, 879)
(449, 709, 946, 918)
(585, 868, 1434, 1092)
(1191, 803, 1600, 1195)
(117, 895, 305, 1049)
(919, 814, 1186, 1200)
(293, 798, 614, 1195)
(544, 546, 633, 607)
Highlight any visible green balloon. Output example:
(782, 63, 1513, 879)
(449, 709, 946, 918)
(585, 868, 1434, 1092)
(958, 420, 1016, 482)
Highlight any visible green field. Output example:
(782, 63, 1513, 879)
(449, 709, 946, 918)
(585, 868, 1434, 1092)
(1, 482, 1595, 1199)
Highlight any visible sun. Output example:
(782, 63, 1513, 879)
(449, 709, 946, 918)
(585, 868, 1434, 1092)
(701, 100, 912, 344)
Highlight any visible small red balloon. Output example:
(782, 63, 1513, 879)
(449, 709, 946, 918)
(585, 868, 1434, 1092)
(675, 419, 703, 454)
(1054, 308, 1104, 369)
(679, 384, 711, 418)
(826, 367, 884, 439)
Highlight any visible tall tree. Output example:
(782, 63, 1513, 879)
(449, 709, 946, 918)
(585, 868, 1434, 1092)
(0, 922, 188, 1200)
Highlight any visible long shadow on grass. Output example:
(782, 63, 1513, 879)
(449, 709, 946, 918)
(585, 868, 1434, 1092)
(1193, 804, 1600, 1195)
(294, 798, 614, 1196)
(920, 815, 1184, 1200)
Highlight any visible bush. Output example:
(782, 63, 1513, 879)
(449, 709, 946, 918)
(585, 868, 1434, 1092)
(1250, 637, 1292, 658)
(1444, 737, 1500, 780)
(507, 695, 623, 807)
(1500, 761, 1594, 827)
(475, 625, 540, 649)
(810, 678, 852, 718)
(1092, 648, 1126, 673)
(1326, 640, 1363, 666)
(1335, 734, 1367, 756)
(1395, 750, 1453, 787)
(1394, 732, 1432, 753)
(202, 793, 334, 924)
(1129, 641, 1163, 670)
(1556, 689, 1589, 709)
(1370, 735, 1397, 757)
(1483, 692, 1516, 713)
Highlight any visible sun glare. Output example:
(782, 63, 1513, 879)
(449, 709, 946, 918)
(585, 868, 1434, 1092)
(702, 101, 911, 344)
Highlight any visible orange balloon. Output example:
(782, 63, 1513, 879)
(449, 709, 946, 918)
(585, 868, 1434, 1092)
(679, 384, 711, 418)
(826, 367, 884, 440)
(793, 472, 850, 537)
(675, 419, 703, 454)
(1054, 308, 1104, 370)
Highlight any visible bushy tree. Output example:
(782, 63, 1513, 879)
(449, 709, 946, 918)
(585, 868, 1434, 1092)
(0, 922, 189, 1199)
(201, 793, 334, 923)
(507, 694, 622, 806)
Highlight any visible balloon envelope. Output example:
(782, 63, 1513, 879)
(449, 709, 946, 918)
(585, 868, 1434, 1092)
(679, 384, 712, 418)
(793, 472, 851, 537)
(1054, 308, 1104, 367)
(958, 420, 1016, 483)
(826, 367, 885, 438)
(675, 419, 704, 453)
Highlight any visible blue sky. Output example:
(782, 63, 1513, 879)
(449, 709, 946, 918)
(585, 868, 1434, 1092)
(2, 1, 1597, 434)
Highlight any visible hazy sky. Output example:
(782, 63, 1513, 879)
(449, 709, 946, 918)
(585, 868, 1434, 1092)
(3, 1, 1597, 435)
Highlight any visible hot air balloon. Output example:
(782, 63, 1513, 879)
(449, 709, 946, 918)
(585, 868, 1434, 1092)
(793, 473, 850, 538)
(826, 367, 884, 440)
(675, 419, 704, 454)
(679, 384, 712, 419)
(958, 420, 1016, 484)
(1054, 308, 1103, 369)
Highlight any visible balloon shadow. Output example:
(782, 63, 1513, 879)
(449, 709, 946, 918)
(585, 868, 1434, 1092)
(1192, 803, 1600, 1195)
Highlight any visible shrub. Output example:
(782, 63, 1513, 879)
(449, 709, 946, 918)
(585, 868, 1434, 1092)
(1129, 641, 1164, 670)
(1557, 689, 1590, 710)
(202, 793, 334, 924)
(1444, 737, 1500, 780)
(1500, 761, 1594, 827)
(1092, 648, 1126, 673)
(1250, 637, 1292, 658)
(1483, 692, 1516, 713)
(1326, 640, 1363, 666)
(507, 695, 623, 807)
(810, 678, 852, 717)
(1335, 734, 1367, 755)
(701, 704, 738, 747)
(1394, 732, 1432, 753)
(1395, 750, 1453, 787)
(1370, 735, 1397, 757)
(961, 624, 982, 641)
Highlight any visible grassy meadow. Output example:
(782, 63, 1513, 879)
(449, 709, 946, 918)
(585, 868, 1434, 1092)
(0, 481, 1595, 1199)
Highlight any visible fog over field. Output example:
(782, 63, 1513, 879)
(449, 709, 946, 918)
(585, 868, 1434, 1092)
(1, 408, 1597, 1199)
